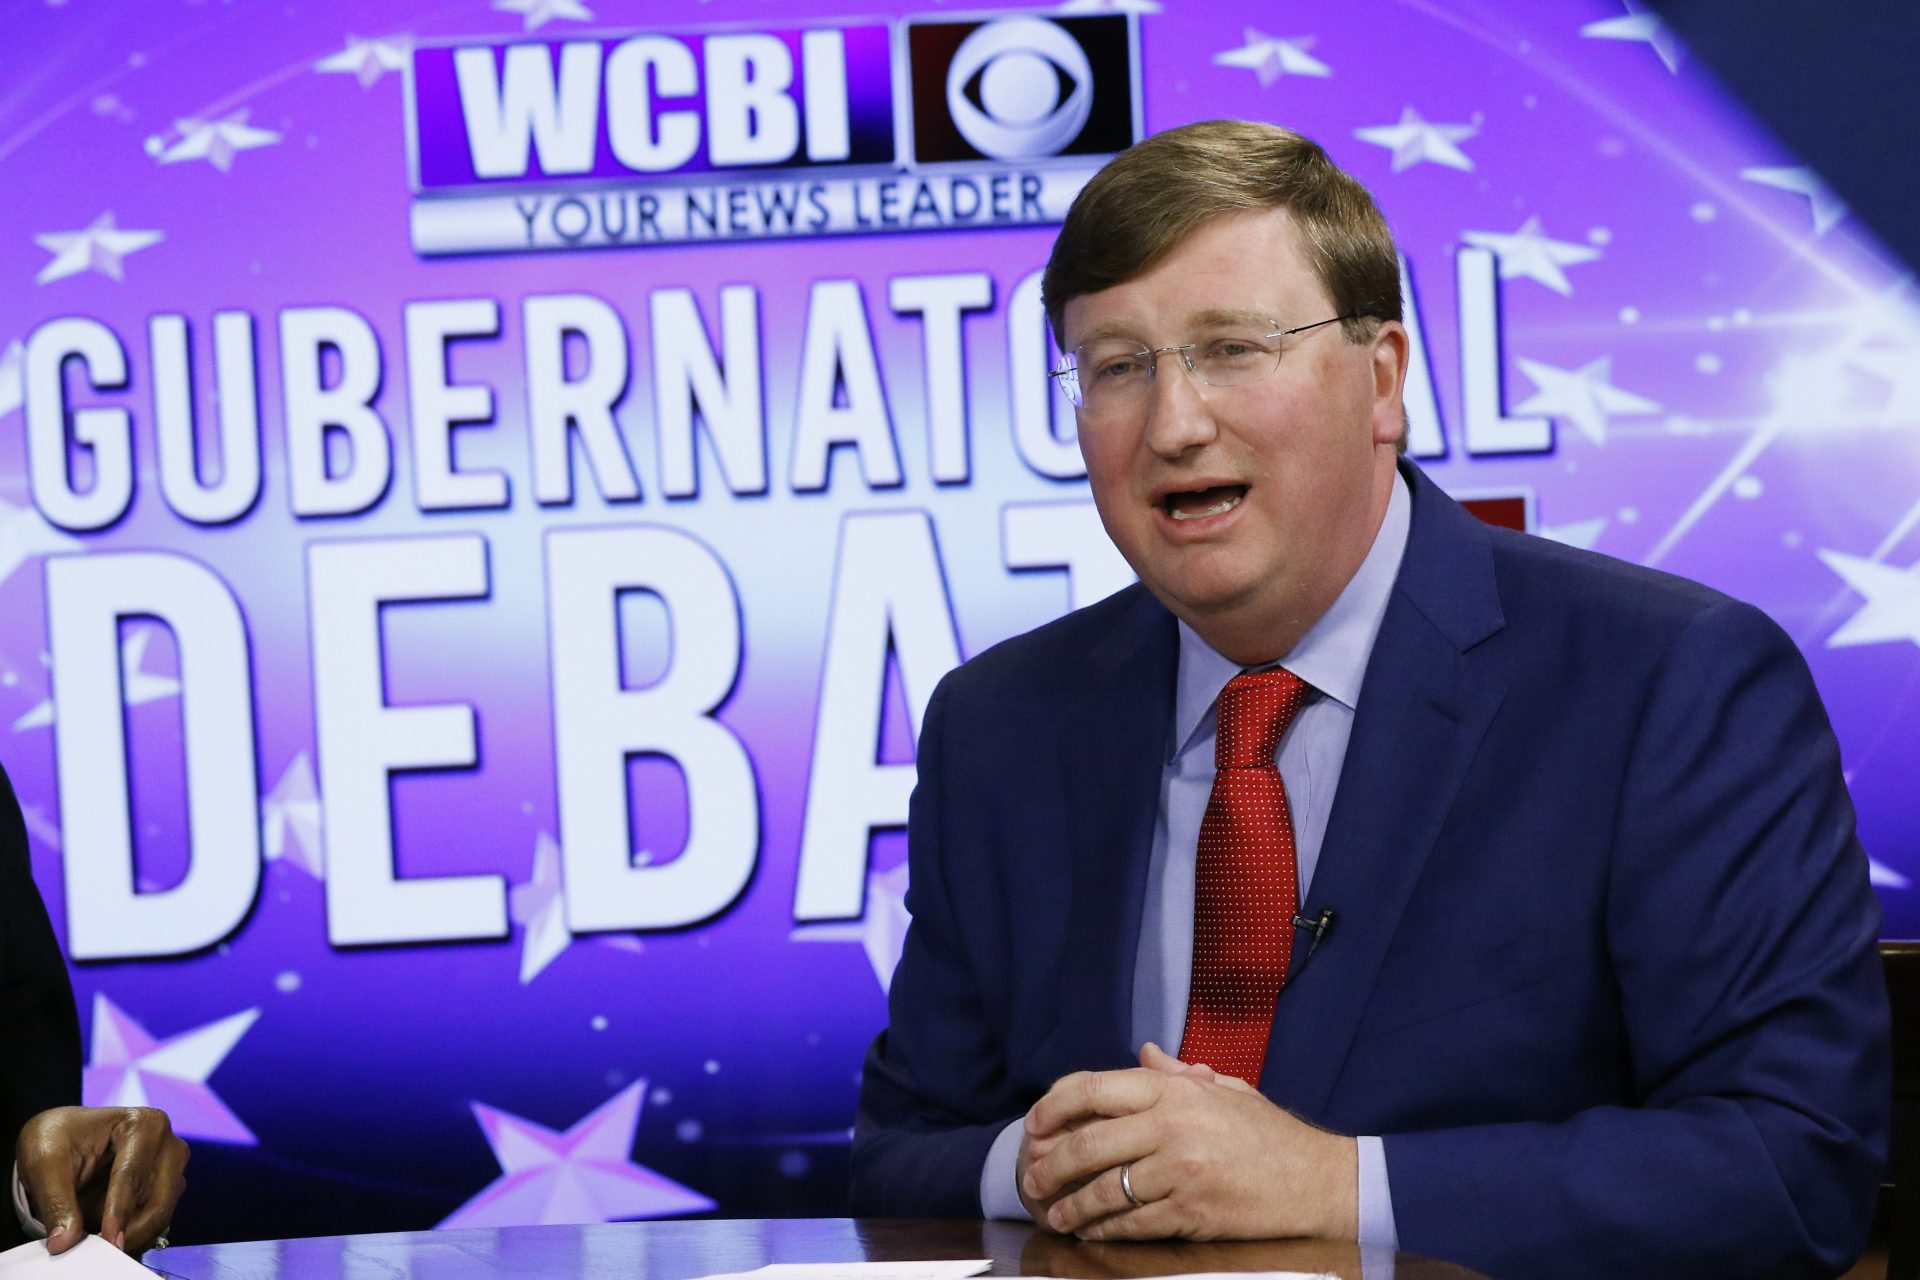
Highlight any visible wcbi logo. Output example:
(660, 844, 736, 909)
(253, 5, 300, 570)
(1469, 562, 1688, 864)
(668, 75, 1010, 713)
(404, 11, 1140, 255)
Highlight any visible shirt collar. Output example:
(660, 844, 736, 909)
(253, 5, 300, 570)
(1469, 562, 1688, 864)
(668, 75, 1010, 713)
(1171, 468, 1412, 756)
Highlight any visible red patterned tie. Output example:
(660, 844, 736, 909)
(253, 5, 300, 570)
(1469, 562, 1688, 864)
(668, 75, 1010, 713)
(1179, 668, 1310, 1086)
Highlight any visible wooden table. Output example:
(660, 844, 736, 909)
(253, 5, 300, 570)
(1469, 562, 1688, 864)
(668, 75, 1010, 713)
(151, 1217, 1490, 1280)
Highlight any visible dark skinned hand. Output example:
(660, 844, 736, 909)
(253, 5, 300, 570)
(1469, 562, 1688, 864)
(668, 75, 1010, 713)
(16, 1106, 188, 1255)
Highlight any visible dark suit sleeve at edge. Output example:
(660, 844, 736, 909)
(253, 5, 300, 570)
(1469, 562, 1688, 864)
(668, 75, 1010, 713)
(0, 759, 82, 1250)
(1384, 599, 1891, 1279)
(851, 675, 1016, 1217)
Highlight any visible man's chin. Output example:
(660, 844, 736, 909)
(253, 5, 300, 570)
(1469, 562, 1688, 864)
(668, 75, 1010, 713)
(1145, 577, 1265, 632)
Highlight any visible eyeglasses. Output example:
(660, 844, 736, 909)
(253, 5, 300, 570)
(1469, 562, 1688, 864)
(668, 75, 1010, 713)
(1049, 314, 1358, 413)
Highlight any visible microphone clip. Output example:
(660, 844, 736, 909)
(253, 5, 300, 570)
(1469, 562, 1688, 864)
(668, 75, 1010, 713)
(1292, 907, 1338, 965)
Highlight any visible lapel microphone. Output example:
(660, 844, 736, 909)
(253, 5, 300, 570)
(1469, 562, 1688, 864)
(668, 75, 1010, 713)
(1291, 907, 1338, 974)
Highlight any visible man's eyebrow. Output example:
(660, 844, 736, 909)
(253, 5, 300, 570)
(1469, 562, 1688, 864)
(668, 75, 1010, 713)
(1186, 307, 1280, 329)
(1069, 320, 1144, 348)
(1069, 309, 1279, 348)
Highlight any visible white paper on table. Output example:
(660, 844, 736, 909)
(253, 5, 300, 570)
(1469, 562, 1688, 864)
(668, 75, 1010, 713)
(700, 1261, 992, 1280)
(0, 1237, 156, 1277)
(1115, 1272, 1339, 1280)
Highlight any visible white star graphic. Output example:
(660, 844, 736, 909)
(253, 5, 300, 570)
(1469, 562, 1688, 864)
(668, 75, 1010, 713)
(14, 628, 178, 731)
(1461, 216, 1602, 296)
(18, 803, 61, 851)
(84, 995, 260, 1145)
(1837, 276, 1920, 352)
(1354, 106, 1479, 173)
(1848, 348, 1920, 425)
(1540, 517, 1609, 550)
(34, 211, 163, 284)
(1872, 858, 1911, 890)
(1817, 550, 1920, 649)
(315, 35, 411, 89)
(790, 862, 910, 994)
(1764, 349, 1854, 429)
(1580, 0, 1685, 73)
(263, 752, 323, 878)
(1512, 357, 1661, 446)
(493, 0, 594, 31)
(441, 1082, 715, 1227)
(509, 832, 573, 984)
(1741, 166, 1847, 235)
(149, 109, 281, 172)
(0, 341, 21, 419)
(1212, 28, 1331, 87)
(0, 498, 83, 589)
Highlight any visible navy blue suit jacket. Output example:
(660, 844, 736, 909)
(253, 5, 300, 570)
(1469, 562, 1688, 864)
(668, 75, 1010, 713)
(852, 464, 1889, 1278)
(0, 761, 81, 1250)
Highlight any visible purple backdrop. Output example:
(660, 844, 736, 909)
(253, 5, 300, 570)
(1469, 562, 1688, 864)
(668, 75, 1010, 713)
(2, 0, 1914, 1246)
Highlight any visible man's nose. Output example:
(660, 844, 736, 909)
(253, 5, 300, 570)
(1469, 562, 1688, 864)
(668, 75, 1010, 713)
(1142, 351, 1217, 459)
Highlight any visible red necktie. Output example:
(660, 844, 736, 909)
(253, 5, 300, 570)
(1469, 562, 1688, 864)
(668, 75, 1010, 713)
(1179, 668, 1309, 1086)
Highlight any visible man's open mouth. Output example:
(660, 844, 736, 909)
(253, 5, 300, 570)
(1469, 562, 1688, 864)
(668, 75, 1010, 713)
(1165, 485, 1247, 521)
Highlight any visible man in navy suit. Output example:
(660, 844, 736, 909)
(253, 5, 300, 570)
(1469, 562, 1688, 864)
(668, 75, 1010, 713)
(850, 121, 1889, 1277)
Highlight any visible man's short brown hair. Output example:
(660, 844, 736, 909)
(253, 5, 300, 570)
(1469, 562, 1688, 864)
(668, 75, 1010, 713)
(1041, 119, 1402, 347)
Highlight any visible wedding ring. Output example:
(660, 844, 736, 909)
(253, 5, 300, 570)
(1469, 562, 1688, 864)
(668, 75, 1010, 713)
(1119, 1162, 1144, 1208)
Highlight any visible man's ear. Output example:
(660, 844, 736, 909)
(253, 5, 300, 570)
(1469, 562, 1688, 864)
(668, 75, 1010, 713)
(1369, 321, 1411, 447)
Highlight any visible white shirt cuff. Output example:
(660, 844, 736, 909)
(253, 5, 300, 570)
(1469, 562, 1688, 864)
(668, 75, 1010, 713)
(979, 1117, 1033, 1221)
(12, 1161, 45, 1238)
(1355, 1135, 1398, 1248)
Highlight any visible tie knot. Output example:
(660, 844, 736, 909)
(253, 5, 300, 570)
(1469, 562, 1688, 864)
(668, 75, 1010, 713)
(1214, 668, 1308, 770)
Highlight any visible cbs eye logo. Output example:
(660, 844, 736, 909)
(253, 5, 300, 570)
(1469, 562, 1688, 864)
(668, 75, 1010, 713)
(905, 13, 1137, 165)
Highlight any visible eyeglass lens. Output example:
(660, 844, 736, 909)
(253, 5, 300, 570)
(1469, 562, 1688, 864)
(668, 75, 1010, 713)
(1054, 315, 1351, 410)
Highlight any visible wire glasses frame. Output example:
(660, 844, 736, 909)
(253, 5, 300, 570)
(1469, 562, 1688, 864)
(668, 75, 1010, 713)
(1049, 313, 1360, 411)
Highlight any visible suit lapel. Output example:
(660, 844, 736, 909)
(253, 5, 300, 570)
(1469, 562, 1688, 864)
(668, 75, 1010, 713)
(1260, 466, 1509, 1116)
(1054, 589, 1178, 1074)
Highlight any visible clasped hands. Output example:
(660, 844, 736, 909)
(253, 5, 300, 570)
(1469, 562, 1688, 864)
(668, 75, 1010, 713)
(1017, 1043, 1356, 1243)
(16, 1106, 188, 1255)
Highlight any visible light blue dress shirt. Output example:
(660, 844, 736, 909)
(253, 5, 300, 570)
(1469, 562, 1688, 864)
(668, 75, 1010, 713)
(980, 471, 1412, 1253)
